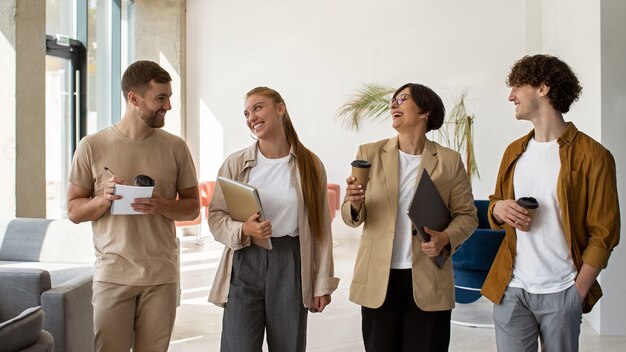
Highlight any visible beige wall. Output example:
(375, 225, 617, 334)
(0, 0, 46, 218)
(133, 0, 187, 140)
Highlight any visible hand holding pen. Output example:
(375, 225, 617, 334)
(103, 167, 124, 206)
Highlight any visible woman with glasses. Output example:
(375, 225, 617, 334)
(208, 87, 339, 352)
(342, 83, 478, 351)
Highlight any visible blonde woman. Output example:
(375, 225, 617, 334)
(208, 87, 339, 352)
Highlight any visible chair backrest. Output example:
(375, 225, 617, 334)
(453, 200, 504, 268)
(200, 181, 216, 208)
(0, 219, 94, 264)
(474, 199, 492, 229)
(327, 183, 340, 209)
(452, 200, 505, 303)
(202, 181, 216, 219)
(327, 189, 338, 221)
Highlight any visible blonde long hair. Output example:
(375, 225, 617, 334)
(246, 87, 324, 240)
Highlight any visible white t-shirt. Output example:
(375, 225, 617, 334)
(510, 138, 577, 293)
(248, 149, 299, 238)
(391, 151, 422, 269)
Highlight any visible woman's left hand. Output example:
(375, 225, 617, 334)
(310, 295, 331, 313)
(420, 227, 450, 257)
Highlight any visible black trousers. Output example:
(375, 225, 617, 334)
(361, 269, 451, 352)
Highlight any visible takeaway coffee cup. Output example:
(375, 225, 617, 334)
(134, 174, 155, 187)
(351, 160, 372, 191)
(516, 197, 539, 231)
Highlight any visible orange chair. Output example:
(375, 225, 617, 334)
(327, 188, 338, 222)
(326, 183, 340, 222)
(202, 181, 216, 220)
(327, 183, 340, 210)
(175, 181, 215, 241)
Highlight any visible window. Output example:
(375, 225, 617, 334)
(45, 0, 133, 218)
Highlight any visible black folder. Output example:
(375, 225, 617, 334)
(407, 170, 452, 268)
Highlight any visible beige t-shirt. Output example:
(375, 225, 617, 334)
(69, 125, 198, 285)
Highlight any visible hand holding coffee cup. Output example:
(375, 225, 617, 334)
(516, 197, 539, 231)
(351, 160, 372, 191)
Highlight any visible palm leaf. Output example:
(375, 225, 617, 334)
(444, 90, 480, 181)
(335, 84, 395, 131)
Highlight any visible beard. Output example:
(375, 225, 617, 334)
(515, 96, 540, 121)
(139, 104, 165, 128)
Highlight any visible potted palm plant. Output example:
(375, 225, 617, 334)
(336, 84, 479, 181)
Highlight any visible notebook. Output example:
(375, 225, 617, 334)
(110, 185, 154, 215)
(407, 169, 452, 268)
(217, 176, 272, 250)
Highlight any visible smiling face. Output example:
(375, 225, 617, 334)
(508, 84, 541, 121)
(134, 80, 172, 128)
(390, 87, 428, 134)
(244, 93, 285, 140)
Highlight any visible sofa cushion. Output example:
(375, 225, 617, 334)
(0, 261, 93, 287)
(0, 306, 45, 352)
(0, 219, 94, 264)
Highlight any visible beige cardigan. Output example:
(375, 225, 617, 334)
(208, 142, 340, 308)
(342, 137, 477, 311)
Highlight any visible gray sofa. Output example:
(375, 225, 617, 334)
(0, 306, 54, 352)
(0, 218, 95, 352)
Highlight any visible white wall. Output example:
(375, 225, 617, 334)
(187, 0, 626, 336)
(0, 1, 17, 218)
(540, 0, 601, 139)
(187, 0, 527, 200)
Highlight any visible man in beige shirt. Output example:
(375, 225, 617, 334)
(67, 60, 199, 352)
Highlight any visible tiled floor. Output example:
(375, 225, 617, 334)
(170, 222, 626, 351)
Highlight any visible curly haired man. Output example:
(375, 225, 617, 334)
(482, 54, 620, 351)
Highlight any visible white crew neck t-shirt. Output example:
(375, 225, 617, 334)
(391, 150, 422, 269)
(247, 150, 299, 238)
(510, 138, 576, 293)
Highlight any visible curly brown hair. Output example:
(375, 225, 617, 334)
(506, 55, 582, 113)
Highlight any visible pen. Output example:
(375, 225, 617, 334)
(104, 167, 116, 178)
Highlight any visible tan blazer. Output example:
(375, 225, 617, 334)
(341, 137, 477, 311)
(208, 143, 339, 308)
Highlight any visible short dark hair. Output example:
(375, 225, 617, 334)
(121, 60, 172, 101)
(506, 55, 582, 113)
(393, 83, 445, 132)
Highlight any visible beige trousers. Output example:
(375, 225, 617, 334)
(92, 281, 177, 352)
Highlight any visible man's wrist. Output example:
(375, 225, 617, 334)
(491, 201, 505, 225)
